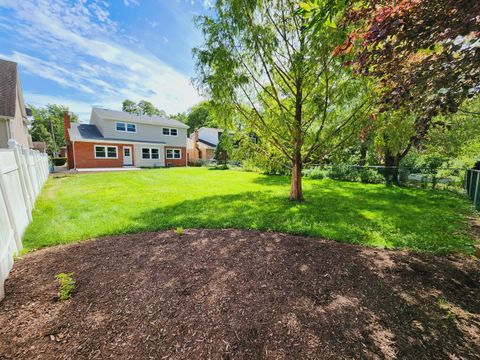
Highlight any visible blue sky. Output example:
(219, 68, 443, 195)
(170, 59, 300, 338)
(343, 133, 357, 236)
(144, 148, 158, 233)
(0, 0, 211, 121)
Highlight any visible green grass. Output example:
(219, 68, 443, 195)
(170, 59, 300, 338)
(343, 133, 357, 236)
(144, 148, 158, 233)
(23, 167, 477, 254)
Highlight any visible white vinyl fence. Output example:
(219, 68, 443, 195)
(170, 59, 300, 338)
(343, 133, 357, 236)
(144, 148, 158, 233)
(0, 140, 49, 300)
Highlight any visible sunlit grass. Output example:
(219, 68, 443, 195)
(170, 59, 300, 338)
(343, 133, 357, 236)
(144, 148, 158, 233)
(23, 167, 477, 254)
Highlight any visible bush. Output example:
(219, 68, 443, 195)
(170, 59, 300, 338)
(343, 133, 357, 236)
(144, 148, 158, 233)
(51, 157, 67, 166)
(359, 168, 384, 184)
(327, 164, 359, 182)
(187, 160, 203, 167)
(303, 167, 326, 179)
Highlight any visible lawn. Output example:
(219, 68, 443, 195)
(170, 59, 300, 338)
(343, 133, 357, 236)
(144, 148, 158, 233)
(24, 167, 477, 253)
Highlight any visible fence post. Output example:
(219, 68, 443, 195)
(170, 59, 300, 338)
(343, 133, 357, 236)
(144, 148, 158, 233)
(475, 171, 480, 211)
(470, 170, 475, 199)
(465, 170, 469, 193)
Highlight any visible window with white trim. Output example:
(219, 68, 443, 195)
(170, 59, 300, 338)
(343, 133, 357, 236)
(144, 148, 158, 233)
(162, 128, 178, 136)
(142, 147, 160, 160)
(116, 122, 136, 133)
(95, 145, 118, 159)
(166, 149, 181, 159)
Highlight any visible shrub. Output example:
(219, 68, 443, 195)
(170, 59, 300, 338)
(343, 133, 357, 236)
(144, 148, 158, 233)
(51, 157, 67, 166)
(303, 167, 326, 179)
(55, 273, 75, 301)
(327, 164, 359, 182)
(187, 160, 203, 167)
(359, 168, 384, 184)
(176, 227, 184, 236)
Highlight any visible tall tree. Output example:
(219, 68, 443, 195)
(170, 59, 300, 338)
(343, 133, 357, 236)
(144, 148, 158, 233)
(122, 99, 167, 117)
(30, 105, 78, 156)
(186, 101, 221, 135)
(194, 0, 371, 200)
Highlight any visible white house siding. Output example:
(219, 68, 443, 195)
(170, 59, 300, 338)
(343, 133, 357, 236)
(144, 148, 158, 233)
(133, 143, 165, 167)
(98, 118, 187, 147)
(198, 128, 221, 146)
(9, 91, 31, 149)
(89, 110, 105, 136)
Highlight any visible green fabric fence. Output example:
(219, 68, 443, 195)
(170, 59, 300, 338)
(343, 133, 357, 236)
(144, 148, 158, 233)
(465, 169, 480, 211)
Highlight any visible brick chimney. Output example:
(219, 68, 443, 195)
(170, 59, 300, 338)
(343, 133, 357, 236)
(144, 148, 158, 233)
(192, 129, 199, 161)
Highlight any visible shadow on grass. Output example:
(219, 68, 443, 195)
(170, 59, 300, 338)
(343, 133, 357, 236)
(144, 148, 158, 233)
(130, 183, 474, 253)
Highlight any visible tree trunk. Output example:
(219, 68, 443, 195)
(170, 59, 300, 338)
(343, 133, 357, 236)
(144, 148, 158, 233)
(290, 70, 304, 201)
(384, 152, 400, 186)
(359, 142, 367, 166)
(290, 152, 303, 201)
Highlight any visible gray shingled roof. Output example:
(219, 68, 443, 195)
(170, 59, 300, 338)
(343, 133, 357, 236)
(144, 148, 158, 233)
(0, 59, 17, 118)
(198, 138, 217, 148)
(76, 124, 166, 144)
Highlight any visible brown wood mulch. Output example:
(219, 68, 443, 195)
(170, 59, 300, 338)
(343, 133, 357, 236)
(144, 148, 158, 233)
(0, 229, 479, 360)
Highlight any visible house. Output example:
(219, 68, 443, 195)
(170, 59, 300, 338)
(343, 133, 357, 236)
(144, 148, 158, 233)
(0, 59, 32, 149)
(187, 127, 230, 163)
(64, 107, 189, 169)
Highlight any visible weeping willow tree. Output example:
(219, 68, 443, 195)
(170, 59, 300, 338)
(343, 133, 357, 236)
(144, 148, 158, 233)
(193, 0, 372, 200)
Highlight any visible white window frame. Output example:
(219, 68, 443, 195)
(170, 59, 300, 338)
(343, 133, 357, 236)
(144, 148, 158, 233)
(116, 122, 137, 133)
(94, 145, 118, 159)
(141, 147, 160, 160)
(162, 128, 178, 136)
(166, 148, 182, 160)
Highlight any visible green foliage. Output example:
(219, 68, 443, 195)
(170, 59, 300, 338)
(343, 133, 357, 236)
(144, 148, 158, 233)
(359, 168, 384, 184)
(303, 167, 326, 179)
(24, 168, 476, 254)
(327, 164, 359, 182)
(55, 273, 75, 301)
(324, 165, 384, 184)
(193, 0, 373, 200)
(214, 132, 234, 168)
(122, 99, 167, 117)
(30, 105, 78, 156)
(51, 157, 67, 166)
(186, 101, 221, 135)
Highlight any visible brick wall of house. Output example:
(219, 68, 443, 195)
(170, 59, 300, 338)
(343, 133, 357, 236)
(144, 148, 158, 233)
(73, 141, 130, 168)
(165, 146, 187, 167)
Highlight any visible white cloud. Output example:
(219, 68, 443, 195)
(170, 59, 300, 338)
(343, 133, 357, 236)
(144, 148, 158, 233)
(0, 0, 201, 121)
(123, 0, 139, 7)
(202, 0, 214, 8)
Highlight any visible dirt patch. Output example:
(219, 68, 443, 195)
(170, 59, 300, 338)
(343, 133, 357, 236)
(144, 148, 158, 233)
(0, 229, 479, 359)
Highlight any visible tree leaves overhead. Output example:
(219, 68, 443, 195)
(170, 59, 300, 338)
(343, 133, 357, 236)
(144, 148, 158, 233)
(338, 0, 480, 118)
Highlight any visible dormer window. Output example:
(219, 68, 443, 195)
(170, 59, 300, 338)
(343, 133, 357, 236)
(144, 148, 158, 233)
(116, 122, 136, 133)
(163, 128, 178, 136)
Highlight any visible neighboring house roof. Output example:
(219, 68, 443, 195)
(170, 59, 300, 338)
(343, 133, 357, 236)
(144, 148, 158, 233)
(92, 107, 189, 129)
(197, 127, 234, 134)
(187, 137, 216, 150)
(198, 138, 217, 148)
(69, 123, 166, 144)
(0, 59, 28, 121)
(0, 59, 17, 118)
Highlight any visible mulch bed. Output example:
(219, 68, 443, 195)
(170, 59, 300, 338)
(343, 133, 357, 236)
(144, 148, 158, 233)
(0, 229, 479, 359)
